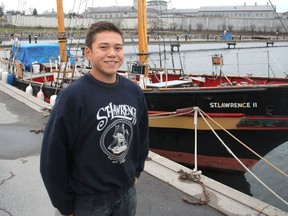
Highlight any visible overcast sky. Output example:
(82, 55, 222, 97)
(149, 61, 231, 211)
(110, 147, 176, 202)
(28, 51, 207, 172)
(2, 0, 288, 14)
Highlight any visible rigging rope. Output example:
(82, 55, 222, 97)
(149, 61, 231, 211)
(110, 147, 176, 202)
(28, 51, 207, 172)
(198, 108, 288, 178)
(148, 106, 288, 206)
(197, 108, 288, 206)
(268, 0, 288, 34)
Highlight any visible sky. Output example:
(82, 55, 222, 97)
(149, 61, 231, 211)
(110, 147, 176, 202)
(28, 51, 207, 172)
(2, 0, 288, 14)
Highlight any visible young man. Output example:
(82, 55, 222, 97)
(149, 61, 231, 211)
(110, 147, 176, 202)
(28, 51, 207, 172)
(40, 21, 149, 216)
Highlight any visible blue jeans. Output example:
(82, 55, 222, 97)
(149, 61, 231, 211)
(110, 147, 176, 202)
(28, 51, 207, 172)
(74, 185, 137, 216)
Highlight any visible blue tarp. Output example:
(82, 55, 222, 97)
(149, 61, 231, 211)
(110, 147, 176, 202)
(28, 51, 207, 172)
(12, 44, 74, 70)
(221, 32, 232, 40)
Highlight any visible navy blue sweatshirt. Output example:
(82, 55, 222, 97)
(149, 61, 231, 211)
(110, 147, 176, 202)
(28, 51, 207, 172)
(40, 73, 149, 215)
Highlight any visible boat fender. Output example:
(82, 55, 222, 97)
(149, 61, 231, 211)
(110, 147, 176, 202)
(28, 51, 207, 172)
(2, 71, 8, 83)
(144, 77, 151, 84)
(50, 95, 57, 107)
(37, 87, 45, 101)
(25, 84, 33, 95)
(7, 73, 15, 85)
(159, 71, 164, 82)
(138, 74, 145, 89)
(0, 68, 3, 79)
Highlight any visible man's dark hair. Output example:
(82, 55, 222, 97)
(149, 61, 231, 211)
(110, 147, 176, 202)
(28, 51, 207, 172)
(85, 21, 124, 49)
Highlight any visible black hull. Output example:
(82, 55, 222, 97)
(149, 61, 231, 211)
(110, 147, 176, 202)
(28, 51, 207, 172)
(15, 78, 288, 117)
(144, 85, 288, 116)
(144, 85, 288, 171)
(14, 78, 288, 171)
(149, 128, 288, 171)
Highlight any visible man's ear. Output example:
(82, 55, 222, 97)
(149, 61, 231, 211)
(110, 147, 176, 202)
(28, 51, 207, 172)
(84, 46, 91, 60)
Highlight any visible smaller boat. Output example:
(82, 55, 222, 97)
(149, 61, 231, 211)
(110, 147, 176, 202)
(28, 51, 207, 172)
(0, 43, 81, 102)
(0, 0, 87, 103)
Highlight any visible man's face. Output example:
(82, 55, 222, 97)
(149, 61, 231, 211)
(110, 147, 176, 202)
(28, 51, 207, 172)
(85, 31, 124, 82)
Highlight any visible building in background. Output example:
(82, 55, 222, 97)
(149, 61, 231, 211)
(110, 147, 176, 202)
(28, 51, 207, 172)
(4, 1, 288, 34)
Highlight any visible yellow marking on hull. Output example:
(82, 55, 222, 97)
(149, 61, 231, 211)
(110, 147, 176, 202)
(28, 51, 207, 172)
(149, 115, 242, 130)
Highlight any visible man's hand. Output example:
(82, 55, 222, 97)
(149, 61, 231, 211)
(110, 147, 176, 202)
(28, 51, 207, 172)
(134, 177, 139, 185)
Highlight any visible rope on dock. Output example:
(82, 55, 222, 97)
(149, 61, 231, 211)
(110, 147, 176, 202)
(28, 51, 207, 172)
(177, 169, 210, 205)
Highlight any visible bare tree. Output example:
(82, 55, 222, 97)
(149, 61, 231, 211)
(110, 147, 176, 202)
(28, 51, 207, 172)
(170, 22, 177, 31)
(241, 26, 248, 32)
(148, 18, 164, 32)
(28, 7, 34, 15)
(250, 24, 256, 33)
(228, 25, 234, 31)
(0, 6, 3, 17)
(275, 25, 282, 33)
(0, 2, 6, 11)
(197, 23, 203, 31)
(114, 19, 123, 30)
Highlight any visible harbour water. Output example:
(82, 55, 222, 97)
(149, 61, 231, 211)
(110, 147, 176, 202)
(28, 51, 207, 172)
(1, 39, 288, 212)
(122, 40, 288, 78)
(203, 141, 288, 212)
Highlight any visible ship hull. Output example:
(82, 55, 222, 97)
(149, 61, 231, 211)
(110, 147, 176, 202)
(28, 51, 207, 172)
(149, 127, 288, 172)
(13, 74, 288, 172)
(145, 84, 288, 172)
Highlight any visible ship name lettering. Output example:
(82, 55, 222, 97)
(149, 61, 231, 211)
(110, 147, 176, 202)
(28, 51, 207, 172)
(210, 102, 254, 108)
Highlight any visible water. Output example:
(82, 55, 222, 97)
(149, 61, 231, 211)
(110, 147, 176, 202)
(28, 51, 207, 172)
(245, 141, 288, 212)
(203, 141, 288, 212)
(122, 41, 288, 78)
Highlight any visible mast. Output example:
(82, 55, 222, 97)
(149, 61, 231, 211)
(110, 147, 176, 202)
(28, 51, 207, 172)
(138, 0, 148, 75)
(56, 0, 67, 63)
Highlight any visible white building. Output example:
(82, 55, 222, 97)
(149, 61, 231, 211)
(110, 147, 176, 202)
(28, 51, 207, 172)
(198, 3, 275, 19)
(5, 1, 288, 33)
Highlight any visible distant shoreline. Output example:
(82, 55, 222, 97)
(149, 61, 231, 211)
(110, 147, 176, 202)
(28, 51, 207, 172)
(1, 37, 288, 48)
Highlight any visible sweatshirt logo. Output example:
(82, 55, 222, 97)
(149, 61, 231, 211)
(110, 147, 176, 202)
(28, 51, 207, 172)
(96, 103, 136, 163)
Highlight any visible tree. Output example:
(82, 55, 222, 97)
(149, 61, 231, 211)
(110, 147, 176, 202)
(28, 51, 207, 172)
(228, 25, 234, 32)
(0, 7, 3, 17)
(0, 2, 5, 12)
(197, 23, 203, 31)
(250, 24, 256, 33)
(148, 18, 160, 33)
(275, 25, 282, 33)
(33, 8, 38, 15)
(6, 10, 22, 15)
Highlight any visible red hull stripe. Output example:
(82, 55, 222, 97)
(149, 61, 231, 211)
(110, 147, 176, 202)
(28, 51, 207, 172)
(149, 111, 246, 118)
(150, 148, 258, 172)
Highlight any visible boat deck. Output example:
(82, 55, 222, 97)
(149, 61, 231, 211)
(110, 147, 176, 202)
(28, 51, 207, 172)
(0, 80, 287, 216)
